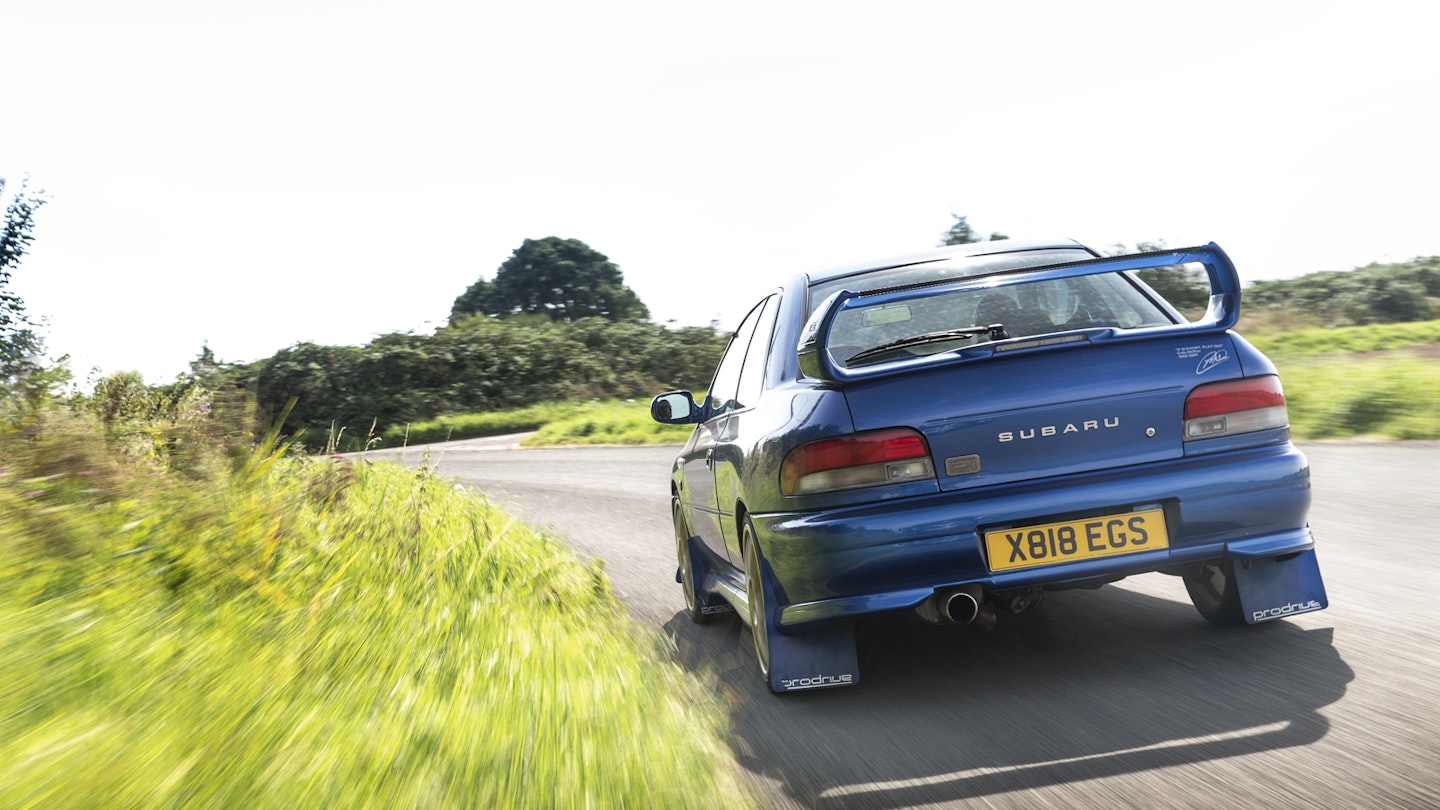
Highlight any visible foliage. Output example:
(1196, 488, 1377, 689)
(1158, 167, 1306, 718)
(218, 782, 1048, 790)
(1107, 240, 1212, 319)
(520, 399, 696, 447)
(237, 316, 726, 450)
(1244, 319, 1440, 440)
(379, 400, 573, 446)
(0, 176, 49, 388)
(1104, 244, 1440, 328)
(451, 237, 649, 324)
(380, 398, 698, 448)
(939, 214, 1007, 246)
(0, 397, 752, 809)
(1244, 256, 1440, 328)
(1137, 263, 1211, 318)
(1245, 319, 1440, 357)
(84, 370, 229, 471)
(184, 227, 722, 446)
(230, 229, 728, 447)
(1278, 354, 1440, 440)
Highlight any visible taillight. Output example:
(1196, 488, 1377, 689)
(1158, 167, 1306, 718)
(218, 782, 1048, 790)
(1183, 376, 1288, 440)
(781, 428, 935, 495)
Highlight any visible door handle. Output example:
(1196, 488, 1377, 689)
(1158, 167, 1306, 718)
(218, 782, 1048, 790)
(705, 449, 714, 469)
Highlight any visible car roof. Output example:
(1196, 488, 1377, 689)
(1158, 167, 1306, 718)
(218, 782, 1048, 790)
(805, 238, 1093, 286)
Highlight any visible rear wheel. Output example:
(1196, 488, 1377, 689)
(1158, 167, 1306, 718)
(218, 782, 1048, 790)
(1183, 559, 1246, 626)
(673, 499, 710, 624)
(742, 520, 772, 684)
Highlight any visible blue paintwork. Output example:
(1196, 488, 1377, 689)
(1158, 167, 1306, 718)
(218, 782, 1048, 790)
(655, 241, 1328, 691)
(754, 440, 1313, 627)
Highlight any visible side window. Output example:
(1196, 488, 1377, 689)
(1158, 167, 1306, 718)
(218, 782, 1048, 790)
(706, 299, 765, 416)
(737, 295, 779, 408)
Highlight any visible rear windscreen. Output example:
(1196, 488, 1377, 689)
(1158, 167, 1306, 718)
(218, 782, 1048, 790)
(821, 269, 1176, 368)
(807, 248, 1094, 317)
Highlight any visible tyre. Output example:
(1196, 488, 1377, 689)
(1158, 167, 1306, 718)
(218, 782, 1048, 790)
(673, 498, 711, 624)
(742, 519, 773, 686)
(1183, 559, 1246, 626)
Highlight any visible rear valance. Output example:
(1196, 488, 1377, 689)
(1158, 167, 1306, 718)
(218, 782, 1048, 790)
(797, 243, 1242, 382)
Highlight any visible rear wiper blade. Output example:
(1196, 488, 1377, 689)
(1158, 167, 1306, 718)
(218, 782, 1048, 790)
(846, 324, 1010, 364)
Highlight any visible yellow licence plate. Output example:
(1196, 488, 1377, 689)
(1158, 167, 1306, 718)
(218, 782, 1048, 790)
(984, 509, 1169, 573)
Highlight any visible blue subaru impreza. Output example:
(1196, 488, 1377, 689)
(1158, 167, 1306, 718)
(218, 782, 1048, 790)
(652, 240, 1327, 693)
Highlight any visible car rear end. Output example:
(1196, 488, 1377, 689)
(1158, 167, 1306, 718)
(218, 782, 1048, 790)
(757, 244, 1325, 632)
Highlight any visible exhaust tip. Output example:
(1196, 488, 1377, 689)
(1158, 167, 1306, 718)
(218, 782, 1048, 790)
(941, 590, 981, 624)
(913, 584, 991, 626)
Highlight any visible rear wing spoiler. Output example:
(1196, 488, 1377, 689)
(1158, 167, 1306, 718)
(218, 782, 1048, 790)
(797, 242, 1242, 382)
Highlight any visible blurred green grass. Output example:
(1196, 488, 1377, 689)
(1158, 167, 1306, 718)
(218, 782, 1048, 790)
(1276, 355, 1440, 440)
(1246, 319, 1440, 358)
(385, 399, 695, 449)
(521, 400, 696, 447)
(0, 409, 752, 809)
(377, 401, 572, 447)
(1248, 319, 1440, 440)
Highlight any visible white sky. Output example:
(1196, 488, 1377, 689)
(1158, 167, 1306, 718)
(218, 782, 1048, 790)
(4, 0, 1438, 384)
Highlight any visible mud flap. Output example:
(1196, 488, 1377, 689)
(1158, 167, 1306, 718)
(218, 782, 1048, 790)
(1234, 549, 1329, 625)
(760, 558, 859, 693)
(679, 536, 734, 616)
(767, 622, 860, 692)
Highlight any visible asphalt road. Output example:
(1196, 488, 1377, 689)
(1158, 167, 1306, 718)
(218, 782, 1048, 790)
(364, 438, 1440, 809)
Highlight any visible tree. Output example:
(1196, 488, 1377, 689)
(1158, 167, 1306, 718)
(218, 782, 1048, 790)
(451, 237, 650, 324)
(449, 276, 496, 322)
(1, 176, 48, 387)
(939, 214, 1008, 246)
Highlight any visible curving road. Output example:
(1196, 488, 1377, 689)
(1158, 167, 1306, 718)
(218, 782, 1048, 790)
(364, 438, 1440, 809)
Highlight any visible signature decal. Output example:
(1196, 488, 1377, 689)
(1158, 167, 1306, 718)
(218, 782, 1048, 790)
(1196, 349, 1230, 375)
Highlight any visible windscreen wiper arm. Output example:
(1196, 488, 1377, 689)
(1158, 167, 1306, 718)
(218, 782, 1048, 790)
(846, 324, 1010, 364)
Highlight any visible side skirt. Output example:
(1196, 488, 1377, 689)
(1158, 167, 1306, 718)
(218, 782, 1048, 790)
(683, 537, 736, 616)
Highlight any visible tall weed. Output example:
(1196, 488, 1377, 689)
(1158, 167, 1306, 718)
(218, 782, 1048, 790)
(1, 403, 750, 808)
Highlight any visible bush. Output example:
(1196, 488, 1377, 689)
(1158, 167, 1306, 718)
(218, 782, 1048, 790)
(1245, 257, 1440, 328)
(0, 399, 752, 808)
(238, 317, 727, 448)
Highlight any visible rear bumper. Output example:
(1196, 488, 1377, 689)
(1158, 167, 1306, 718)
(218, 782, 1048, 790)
(750, 441, 1313, 631)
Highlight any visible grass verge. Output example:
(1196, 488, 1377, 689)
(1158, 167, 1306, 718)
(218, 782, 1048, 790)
(1245, 318, 1440, 357)
(1, 410, 751, 809)
(384, 399, 695, 449)
(1276, 355, 1440, 440)
(377, 401, 575, 447)
(521, 400, 696, 447)
(1247, 319, 1440, 440)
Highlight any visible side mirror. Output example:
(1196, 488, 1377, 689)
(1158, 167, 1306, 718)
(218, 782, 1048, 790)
(651, 391, 700, 424)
